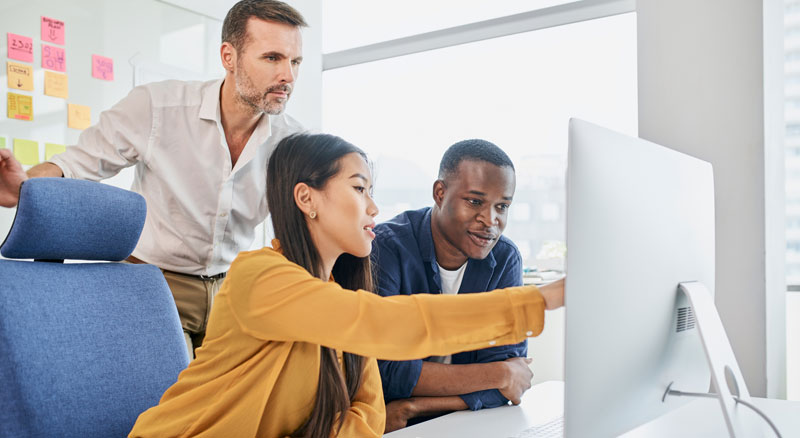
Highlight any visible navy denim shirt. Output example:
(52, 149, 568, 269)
(371, 207, 527, 410)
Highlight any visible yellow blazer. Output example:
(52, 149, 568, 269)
(129, 240, 545, 437)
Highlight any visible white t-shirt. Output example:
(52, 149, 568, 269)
(438, 262, 467, 295)
(430, 262, 468, 364)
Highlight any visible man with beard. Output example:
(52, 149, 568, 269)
(0, 0, 305, 358)
(372, 139, 535, 432)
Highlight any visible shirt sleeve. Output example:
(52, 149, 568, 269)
(376, 358, 422, 402)
(334, 358, 385, 438)
(459, 247, 528, 410)
(372, 234, 425, 401)
(226, 251, 545, 361)
(49, 85, 152, 180)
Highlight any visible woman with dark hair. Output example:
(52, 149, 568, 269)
(129, 133, 564, 438)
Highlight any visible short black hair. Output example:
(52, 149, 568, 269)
(222, 0, 308, 54)
(438, 139, 515, 180)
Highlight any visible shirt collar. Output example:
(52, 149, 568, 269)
(199, 78, 224, 122)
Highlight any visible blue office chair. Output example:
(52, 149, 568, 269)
(0, 178, 189, 437)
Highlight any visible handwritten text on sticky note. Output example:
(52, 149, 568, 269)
(7, 61, 33, 91)
(91, 54, 113, 81)
(44, 71, 68, 99)
(13, 139, 39, 165)
(7, 93, 33, 121)
(68, 103, 91, 130)
(7, 33, 33, 63)
(42, 44, 66, 72)
(41, 16, 65, 45)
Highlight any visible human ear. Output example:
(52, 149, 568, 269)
(294, 182, 316, 215)
(432, 180, 446, 207)
(220, 42, 236, 73)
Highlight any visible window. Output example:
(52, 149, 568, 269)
(322, 3, 637, 384)
(322, 0, 580, 53)
(322, 11, 637, 269)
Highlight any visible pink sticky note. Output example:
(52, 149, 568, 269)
(41, 16, 65, 45)
(42, 44, 66, 72)
(7, 33, 33, 63)
(91, 54, 113, 81)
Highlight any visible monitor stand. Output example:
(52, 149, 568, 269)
(663, 282, 764, 437)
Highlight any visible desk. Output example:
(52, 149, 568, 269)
(384, 381, 800, 438)
(384, 381, 564, 438)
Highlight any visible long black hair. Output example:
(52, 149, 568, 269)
(266, 133, 374, 438)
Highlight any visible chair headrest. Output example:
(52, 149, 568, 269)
(0, 178, 146, 261)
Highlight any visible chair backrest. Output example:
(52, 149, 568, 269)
(0, 178, 189, 438)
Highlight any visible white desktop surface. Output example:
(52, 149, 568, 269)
(384, 381, 800, 438)
(384, 381, 564, 438)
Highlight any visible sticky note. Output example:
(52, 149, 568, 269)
(13, 139, 39, 165)
(92, 54, 114, 81)
(0, 137, 6, 149)
(7, 93, 33, 121)
(42, 44, 66, 72)
(41, 16, 65, 45)
(7, 61, 33, 91)
(7, 33, 33, 63)
(68, 103, 91, 130)
(44, 71, 68, 99)
(45, 143, 66, 160)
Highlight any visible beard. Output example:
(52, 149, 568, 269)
(234, 65, 292, 115)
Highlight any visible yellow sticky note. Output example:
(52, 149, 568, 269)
(0, 137, 6, 149)
(67, 103, 90, 130)
(13, 138, 39, 165)
(44, 71, 68, 99)
(45, 143, 66, 160)
(7, 61, 33, 91)
(7, 92, 33, 121)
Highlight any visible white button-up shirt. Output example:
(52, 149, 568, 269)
(50, 79, 303, 276)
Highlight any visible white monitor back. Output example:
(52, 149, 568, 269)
(564, 118, 714, 437)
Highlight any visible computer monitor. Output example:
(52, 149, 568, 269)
(564, 118, 715, 437)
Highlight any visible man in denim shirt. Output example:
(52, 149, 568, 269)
(373, 139, 532, 432)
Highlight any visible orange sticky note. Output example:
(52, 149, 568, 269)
(91, 54, 114, 81)
(7, 92, 33, 121)
(7, 61, 33, 91)
(13, 138, 39, 165)
(68, 103, 91, 130)
(45, 143, 66, 160)
(44, 71, 68, 99)
(42, 44, 66, 72)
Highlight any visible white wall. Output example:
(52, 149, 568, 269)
(285, 0, 322, 131)
(637, 0, 786, 398)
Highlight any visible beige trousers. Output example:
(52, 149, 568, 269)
(159, 270, 224, 360)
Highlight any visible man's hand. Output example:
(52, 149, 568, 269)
(539, 277, 565, 310)
(384, 399, 416, 433)
(497, 357, 534, 405)
(0, 148, 27, 208)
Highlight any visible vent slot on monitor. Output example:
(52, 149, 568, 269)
(676, 306, 696, 332)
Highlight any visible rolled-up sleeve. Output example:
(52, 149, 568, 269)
(49, 85, 152, 180)
(377, 358, 423, 402)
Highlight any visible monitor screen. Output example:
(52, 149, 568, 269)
(564, 118, 714, 437)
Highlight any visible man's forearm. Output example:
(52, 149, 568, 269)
(26, 162, 63, 178)
(407, 396, 468, 417)
(411, 361, 505, 396)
